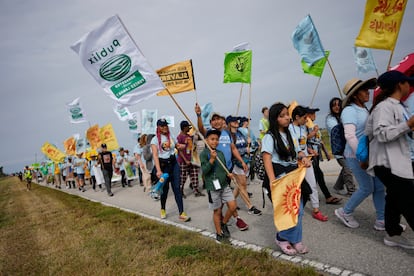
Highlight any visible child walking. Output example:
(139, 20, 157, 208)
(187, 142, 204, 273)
(200, 129, 237, 244)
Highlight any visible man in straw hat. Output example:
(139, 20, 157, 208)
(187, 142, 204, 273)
(335, 77, 386, 231)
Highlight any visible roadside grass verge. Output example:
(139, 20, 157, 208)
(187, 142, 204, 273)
(0, 177, 321, 275)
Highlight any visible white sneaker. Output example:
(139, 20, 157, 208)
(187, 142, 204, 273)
(374, 220, 407, 232)
(335, 207, 359, 228)
(374, 220, 385, 231)
(384, 234, 414, 249)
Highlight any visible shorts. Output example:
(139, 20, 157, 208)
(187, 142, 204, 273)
(77, 173, 85, 180)
(208, 186, 235, 210)
(232, 165, 247, 176)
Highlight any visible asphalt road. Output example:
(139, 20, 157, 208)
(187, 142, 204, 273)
(37, 160, 414, 276)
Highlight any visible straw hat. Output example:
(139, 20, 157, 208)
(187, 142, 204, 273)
(342, 77, 377, 108)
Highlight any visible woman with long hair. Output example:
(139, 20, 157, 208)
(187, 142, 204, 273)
(334, 77, 385, 230)
(325, 97, 355, 195)
(262, 102, 311, 255)
(151, 118, 191, 222)
(365, 70, 414, 249)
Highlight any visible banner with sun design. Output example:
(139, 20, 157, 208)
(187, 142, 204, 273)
(271, 166, 306, 231)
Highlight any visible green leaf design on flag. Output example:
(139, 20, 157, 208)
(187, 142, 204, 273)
(301, 51, 330, 77)
(224, 50, 252, 83)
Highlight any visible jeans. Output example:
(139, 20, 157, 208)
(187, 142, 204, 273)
(277, 200, 304, 244)
(160, 157, 184, 214)
(102, 169, 113, 194)
(344, 158, 385, 221)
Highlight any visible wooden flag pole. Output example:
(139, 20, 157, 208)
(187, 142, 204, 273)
(309, 77, 322, 107)
(326, 57, 343, 99)
(236, 83, 244, 115)
(165, 89, 250, 204)
(387, 49, 395, 71)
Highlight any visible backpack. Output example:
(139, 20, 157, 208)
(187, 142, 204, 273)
(330, 123, 346, 155)
(142, 134, 155, 161)
(356, 135, 369, 163)
(253, 151, 265, 180)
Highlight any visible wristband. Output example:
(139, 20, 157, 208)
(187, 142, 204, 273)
(196, 113, 201, 117)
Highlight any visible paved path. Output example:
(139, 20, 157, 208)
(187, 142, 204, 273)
(38, 160, 414, 276)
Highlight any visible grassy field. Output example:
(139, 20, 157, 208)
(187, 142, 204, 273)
(0, 177, 321, 275)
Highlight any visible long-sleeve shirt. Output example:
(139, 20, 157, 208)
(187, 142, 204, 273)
(365, 97, 413, 179)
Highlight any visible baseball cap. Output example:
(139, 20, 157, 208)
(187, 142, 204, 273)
(205, 129, 221, 138)
(119, 147, 124, 151)
(210, 112, 225, 121)
(377, 70, 414, 89)
(305, 107, 320, 114)
(225, 115, 239, 125)
(101, 143, 107, 148)
(239, 116, 250, 123)
(156, 118, 169, 126)
(180, 120, 191, 130)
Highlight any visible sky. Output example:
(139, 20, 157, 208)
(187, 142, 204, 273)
(0, 0, 413, 174)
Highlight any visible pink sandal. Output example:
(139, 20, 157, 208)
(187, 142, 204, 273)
(293, 242, 309, 254)
(275, 239, 297, 255)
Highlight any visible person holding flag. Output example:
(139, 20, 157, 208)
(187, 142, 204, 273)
(262, 103, 312, 255)
(151, 118, 191, 222)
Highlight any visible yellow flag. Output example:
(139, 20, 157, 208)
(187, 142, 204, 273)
(355, 0, 407, 50)
(63, 136, 77, 156)
(100, 124, 119, 151)
(41, 142, 66, 163)
(86, 124, 102, 150)
(271, 166, 306, 231)
(156, 60, 196, 96)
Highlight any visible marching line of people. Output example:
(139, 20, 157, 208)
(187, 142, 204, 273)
(18, 71, 414, 253)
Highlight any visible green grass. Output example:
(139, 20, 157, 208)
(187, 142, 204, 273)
(0, 177, 322, 275)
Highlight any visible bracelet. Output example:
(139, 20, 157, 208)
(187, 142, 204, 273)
(196, 113, 201, 117)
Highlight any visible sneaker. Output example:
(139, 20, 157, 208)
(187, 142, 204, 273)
(248, 192, 253, 198)
(108, 192, 114, 197)
(334, 188, 348, 196)
(374, 220, 385, 231)
(179, 212, 191, 222)
(248, 206, 262, 216)
(374, 220, 407, 232)
(160, 209, 166, 219)
(221, 222, 231, 238)
(216, 233, 230, 244)
(384, 234, 414, 249)
(335, 208, 359, 228)
(236, 217, 249, 231)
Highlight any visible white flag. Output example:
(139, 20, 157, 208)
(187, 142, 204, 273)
(113, 104, 131, 121)
(127, 111, 141, 133)
(142, 109, 157, 134)
(353, 47, 377, 75)
(66, 97, 88, 124)
(70, 15, 165, 106)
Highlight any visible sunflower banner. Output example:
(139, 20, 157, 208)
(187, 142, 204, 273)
(271, 165, 306, 231)
(100, 123, 119, 151)
(41, 142, 66, 163)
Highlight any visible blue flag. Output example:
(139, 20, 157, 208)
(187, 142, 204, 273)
(353, 47, 377, 75)
(292, 15, 325, 67)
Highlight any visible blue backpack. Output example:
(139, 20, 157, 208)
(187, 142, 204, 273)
(356, 135, 369, 163)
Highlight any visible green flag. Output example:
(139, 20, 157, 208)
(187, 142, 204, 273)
(224, 50, 252, 83)
(301, 51, 330, 77)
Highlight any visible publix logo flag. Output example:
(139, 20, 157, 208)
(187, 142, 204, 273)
(113, 103, 131, 121)
(66, 97, 88, 124)
(70, 15, 165, 106)
(127, 111, 141, 133)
